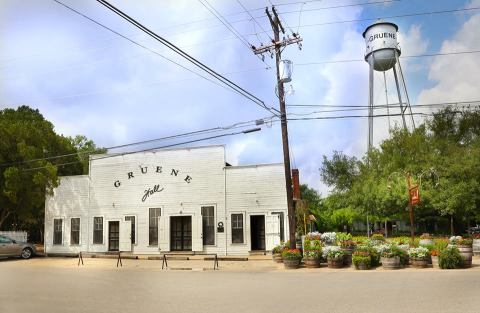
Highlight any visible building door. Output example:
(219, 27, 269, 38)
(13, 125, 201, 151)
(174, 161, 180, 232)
(170, 216, 192, 251)
(108, 221, 120, 252)
(250, 215, 265, 251)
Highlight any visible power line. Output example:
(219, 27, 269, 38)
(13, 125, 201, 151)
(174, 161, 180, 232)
(296, 50, 480, 66)
(0, 115, 272, 168)
(236, 0, 273, 41)
(246, 6, 480, 37)
(22, 127, 262, 172)
(287, 100, 480, 109)
(96, 0, 278, 116)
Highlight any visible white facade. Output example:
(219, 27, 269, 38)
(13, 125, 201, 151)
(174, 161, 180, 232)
(44, 145, 288, 256)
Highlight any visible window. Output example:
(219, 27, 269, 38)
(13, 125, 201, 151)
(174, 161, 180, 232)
(70, 218, 80, 245)
(53, 219, 62, 245)
(272, 212, 285, 242)
(149, 208, 161, 246)
(125, 216, 136, 244)
(231, 214, 244, 244)
(93, 217, 103, 244)
(0, 235, 12, 244)
(201, 206, 215, 245)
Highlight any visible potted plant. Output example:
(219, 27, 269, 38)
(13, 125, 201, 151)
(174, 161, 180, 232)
(357, 244, 380, 267)
(450, 236, 473, 268)
(303, 234, 322, 268)
(439, 246, 463, 269)
(272, 244, 285, 263)
(377, 244, 402, 269)
(340, 240, 356, 266)
(282, 249, 302, 269)
(473, 234, 480, 256)
(430, 249, 439, 268)
(369, 233, 386, 245)
(419, 233, 434, 246)
(326, 246, 344, 268)
(408, 246, 430, 268)
(320, 232, 337, 246)
(352, 251, 371, 270)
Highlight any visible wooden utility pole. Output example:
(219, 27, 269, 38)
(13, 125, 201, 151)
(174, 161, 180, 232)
(254, 7, 302, 250)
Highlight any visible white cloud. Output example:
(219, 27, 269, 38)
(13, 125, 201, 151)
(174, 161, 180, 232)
(417, 13, 480, 104)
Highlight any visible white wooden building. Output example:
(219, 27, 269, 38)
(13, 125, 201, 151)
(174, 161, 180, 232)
(44, 145, 288, 256)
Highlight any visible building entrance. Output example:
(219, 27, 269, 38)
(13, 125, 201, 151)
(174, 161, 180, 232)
(108, 221, 120, 251)
(250, 215, 265, 251)
(170, 216, 192, 251)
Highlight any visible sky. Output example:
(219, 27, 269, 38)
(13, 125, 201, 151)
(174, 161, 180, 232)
(1, 0, 479, 195)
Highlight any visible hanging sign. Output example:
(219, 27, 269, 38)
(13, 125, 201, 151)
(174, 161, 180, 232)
(409, 185, 420, 205)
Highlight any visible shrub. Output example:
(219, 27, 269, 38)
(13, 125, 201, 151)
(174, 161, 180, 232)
(438, 246, 463, 269)
(408, 247, 430, 259)
(419, 243, 435, 252)
(282, 249, 302, 260)
(352, 253, 371, 269)
(336, 232, 352, 243)
(352, 236, 368, 244)
(371, 233, 385, 242)
(457, 238, 473, 247)
(449, 236, 463, 245)
(305, 232, 321, 241)
(304, 249, 322, 258)
(434, 238, 449, 251)
(356, 244, 380, 266)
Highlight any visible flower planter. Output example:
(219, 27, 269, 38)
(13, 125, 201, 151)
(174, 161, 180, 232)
(410, 258, 429, 268)
(304, 257, 321, 268)
(354, 263, 370, 270)
(272, 253, 283, 263)
(327, 256, 344, 269)
(283, 258, 301, 269)
(473, 239, 480, 256)
(381, 256, 401, 270)
(431, 256, 439, 268)
(341, 248, 353, 266)
(458, 246, 473, 268)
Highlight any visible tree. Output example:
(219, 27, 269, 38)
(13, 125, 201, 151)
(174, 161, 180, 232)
(69, 135, 107, 174)
(0, 106, 101, 240)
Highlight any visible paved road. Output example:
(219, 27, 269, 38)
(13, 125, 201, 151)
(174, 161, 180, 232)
(1, 258, 480, 313)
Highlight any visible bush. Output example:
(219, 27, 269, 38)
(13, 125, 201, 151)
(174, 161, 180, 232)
(352, 236, 368, 244)
(371, 233, 385, 242)
(272, 244, 285, 254)
(408, 246, 430, 259)
(320, 232, 337, 245)
(282, 249, 302, 260)
(439, 246, 463, 269)
(356, 244, 380, 266)
(336, 232, 352, 242)
(353, 253, 371, 269)
(326, 246, 344, 259)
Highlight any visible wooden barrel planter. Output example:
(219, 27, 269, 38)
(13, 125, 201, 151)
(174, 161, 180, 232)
(354, 263, 370, 270)
(431, 256, 439, 268)
(283, 258, 301, 269)
(458, 246, 473, 268)
(341, 248, 353, 266)
(327, 257, 344, 269)
(381, 256, 401, 270)
(304, 257, 321, 268)
(473, 239, 480, 256)
(410, 258, 429, 268)
(272, 253, 283, 263)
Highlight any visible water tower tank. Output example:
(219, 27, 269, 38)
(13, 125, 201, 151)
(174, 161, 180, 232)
(363, 21, 401, 71)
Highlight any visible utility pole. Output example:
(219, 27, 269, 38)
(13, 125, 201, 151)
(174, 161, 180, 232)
(254, 7, 302, 250)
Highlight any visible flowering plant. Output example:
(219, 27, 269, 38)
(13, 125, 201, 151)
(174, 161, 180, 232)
(457, 238, 473, 247)
(282, 249, 302, 260)
(304, 249, 322, 258)
(449, 236, 463, 245)
(272, 244, 285, 254)
(420, 233, 432, 239)
(407, 246, 429, 259)
(320, 232, 337, 245)
(340, 240, 356, 249)
(305, 232, 322, 241)
(326, 246, 344, 259)
(336, 232, 352, 242)
(371, 233, 385, 242)
(473, 234, 480, 239)
(430, 249, 439, 257)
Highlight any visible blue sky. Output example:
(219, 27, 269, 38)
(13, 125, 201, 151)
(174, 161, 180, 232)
(1, 0, 479, 194)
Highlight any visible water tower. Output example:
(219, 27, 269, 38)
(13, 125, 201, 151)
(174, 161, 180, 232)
(363, 20, 415, 151)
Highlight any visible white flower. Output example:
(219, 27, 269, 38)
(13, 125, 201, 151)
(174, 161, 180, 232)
(321, 232, 337, 244)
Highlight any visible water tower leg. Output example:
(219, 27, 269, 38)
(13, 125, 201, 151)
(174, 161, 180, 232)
(396, 54, 416, 129)
(392, 64, 408, 130)
(367, 55, 374, 152)
(383, 72, 391, 130)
